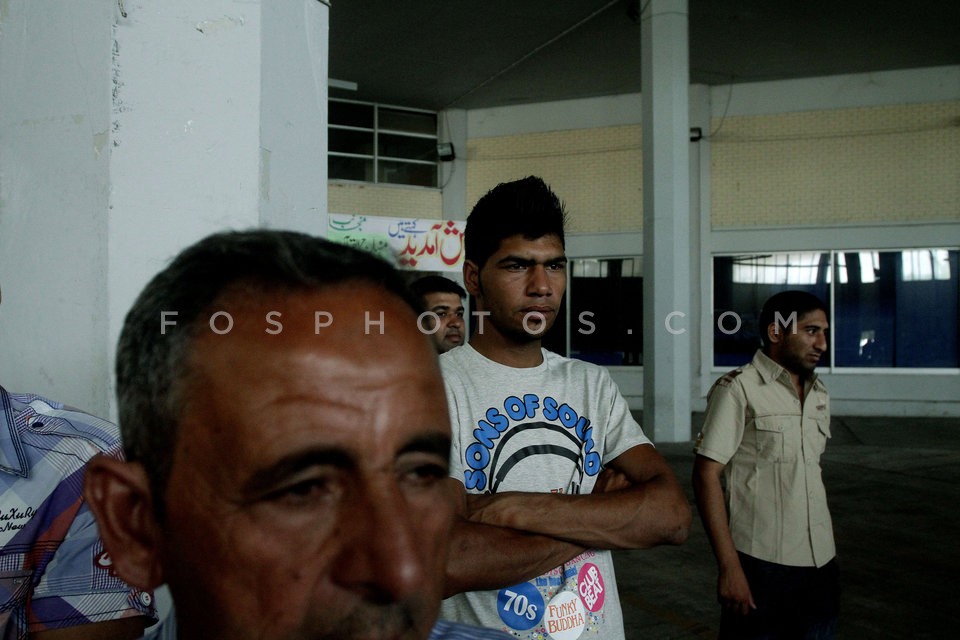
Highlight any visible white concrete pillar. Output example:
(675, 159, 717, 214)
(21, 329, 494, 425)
(641, 0, 692, 442)
(0, 1, 114, 415)
(260, 0, 330, 232)
(440, 108, 468, 219)
(691, 84, 714, 400)
(0, 1, 330, 418)
(108, 0, 330, 418)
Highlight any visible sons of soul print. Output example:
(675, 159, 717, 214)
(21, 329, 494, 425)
(460, 393, 613, 639)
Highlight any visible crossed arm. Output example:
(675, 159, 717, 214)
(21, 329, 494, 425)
(443, 443, 691, 596)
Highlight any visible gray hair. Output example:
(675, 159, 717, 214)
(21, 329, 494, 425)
(116, 229, 419, 517)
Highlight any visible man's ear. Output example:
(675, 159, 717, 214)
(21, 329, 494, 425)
(766, 322, 786, 348)
(463, 260, 481, 298)
(84, 454, 165, 590)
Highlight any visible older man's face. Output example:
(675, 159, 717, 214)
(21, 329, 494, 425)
(159, 283, 453, 639)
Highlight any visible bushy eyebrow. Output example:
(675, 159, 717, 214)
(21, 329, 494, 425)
(242, 432, 451, 496)
(242, 447, 353, 497)
(495, 255, 567, 267)
(399, 433, 452, 460)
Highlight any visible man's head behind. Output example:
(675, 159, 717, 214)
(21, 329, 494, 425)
(465, 175, 567, 270)
(411, 275, 466, 353)
(410, 275, 466, 302)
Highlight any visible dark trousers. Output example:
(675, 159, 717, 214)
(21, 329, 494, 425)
(718, 553, 840, 640)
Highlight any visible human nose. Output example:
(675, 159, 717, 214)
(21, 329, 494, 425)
(332, 479, 426, 602)
(526, 265, 552, 296)
(815, 331, 827, 351)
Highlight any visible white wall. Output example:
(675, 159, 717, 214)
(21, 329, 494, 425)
(0, 0, 330, 420)
(0, 0, 114, 415)
(468, 66, 960, 138)
(259, 0, 330, 232)
(711, 65, 960, 116)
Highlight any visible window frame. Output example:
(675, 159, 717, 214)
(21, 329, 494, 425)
(710, 247, 960, 375)
(328, 98, 439, 189)
(559, 255, 644, 368)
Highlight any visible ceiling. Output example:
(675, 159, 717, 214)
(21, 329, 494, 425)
(327, 0, 960, 111)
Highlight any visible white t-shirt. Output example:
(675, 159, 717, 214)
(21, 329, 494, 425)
(440, 344, 651, 640)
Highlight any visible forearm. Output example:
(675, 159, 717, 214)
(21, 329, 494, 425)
(692, 458, 741, 570)
(693, 456, 756, 611)
(469, 472, 690, 550)
(444, 517, 586, 597)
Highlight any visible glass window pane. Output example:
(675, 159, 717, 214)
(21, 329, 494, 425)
(835, 249, 959, 368)
(377, 160, 437, 187)
(378, 133, 437, 162)
(379, 108, 436, 135)
(570, 258, 643, 366)
(329, 101, 373, 128)
(328, 100, 440, 188)
(329, 128, 374, 156)
(329, 155, 374, 182)
(713, 253, 830, 367)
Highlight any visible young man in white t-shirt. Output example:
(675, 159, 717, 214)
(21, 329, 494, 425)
(440, 176, 691, 639)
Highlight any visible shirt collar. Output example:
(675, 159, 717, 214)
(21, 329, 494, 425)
(0, 385, 29, 477)
(753, 349, 824, 394)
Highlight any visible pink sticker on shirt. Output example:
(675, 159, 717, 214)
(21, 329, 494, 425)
(577, 563, 605, 612)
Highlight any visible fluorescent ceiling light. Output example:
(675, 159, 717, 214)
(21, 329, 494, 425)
(328, 78, 358, 91)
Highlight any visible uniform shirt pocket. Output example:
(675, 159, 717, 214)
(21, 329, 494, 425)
(753, 416, 787, 462)
(754, 416, 799, 462)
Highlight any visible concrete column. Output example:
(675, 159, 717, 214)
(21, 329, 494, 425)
(641, 0, 691, 442)
(440, 108, 468, 219)
(0, 1, 330, 418)
(690, 84, 714, 402)
(0, 1, 114, 415)
(260, 0, 330, 233)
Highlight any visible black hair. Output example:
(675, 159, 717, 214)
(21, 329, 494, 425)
(410, 275, 466, 306)
(758, 290, 828, 349)
(465, 176, 567, 269)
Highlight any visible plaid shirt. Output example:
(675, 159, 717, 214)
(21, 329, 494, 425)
(0, 385, 156, 638)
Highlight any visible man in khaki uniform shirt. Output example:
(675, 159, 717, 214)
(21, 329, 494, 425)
(693, 291, 839, 639)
